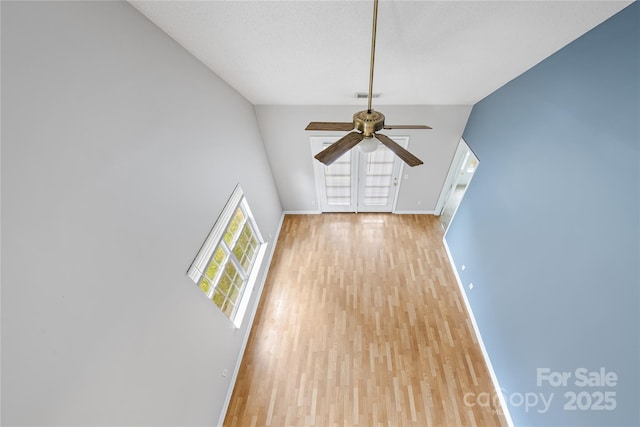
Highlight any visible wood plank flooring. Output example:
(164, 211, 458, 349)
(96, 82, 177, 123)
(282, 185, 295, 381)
(224, 214, 506, 426)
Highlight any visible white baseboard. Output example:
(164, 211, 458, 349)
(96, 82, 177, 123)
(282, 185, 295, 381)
(217, 212, 286, 427)
(393, 210, 436, 215)
(283, 210, 322, 214)
(282, 210, 438, 215)
(442, 238, 514, 427)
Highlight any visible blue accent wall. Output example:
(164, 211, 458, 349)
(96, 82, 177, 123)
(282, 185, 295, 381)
(446, 3, 639, 426)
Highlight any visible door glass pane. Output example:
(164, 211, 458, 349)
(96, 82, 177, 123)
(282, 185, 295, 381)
(324, 148, 352, 206)
(362, 146, 395, 206)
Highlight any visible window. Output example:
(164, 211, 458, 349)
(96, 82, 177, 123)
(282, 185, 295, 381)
(187, 185, 266, 327)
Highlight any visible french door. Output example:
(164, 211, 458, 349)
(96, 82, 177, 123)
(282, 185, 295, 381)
(311, 136, 408, 213)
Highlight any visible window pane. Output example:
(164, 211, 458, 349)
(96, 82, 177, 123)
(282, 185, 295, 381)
(205, 261, 218, 280)
(225, 261, 239, 280)
(233, 223, 257, 271)
(248, 242, 257, 257)
(222, 299, 235, 317)
(205, 246, 226, 280)
(224, 208, 245, 246)
(229, 285, 240, 303)
(199, 277, 212, 295)
(239, 255, 250, 271)
(219, 273, 232, 294)
(233, 226, 249, 258)
(212, 289, 225, 308)
(232, 272, 243, 289)
(214, 246, 226, 263)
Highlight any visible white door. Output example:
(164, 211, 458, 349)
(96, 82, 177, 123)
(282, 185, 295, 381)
(311, 136, 407, 213)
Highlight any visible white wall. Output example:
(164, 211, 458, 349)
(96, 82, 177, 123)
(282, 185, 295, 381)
(255, 105, 471, 213)
(1, 2, 282, 425)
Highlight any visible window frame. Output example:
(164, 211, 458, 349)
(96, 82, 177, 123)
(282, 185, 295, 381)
(187, 185, 266, 327)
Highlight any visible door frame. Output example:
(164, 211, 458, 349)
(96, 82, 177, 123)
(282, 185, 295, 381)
(434, 138, 471, 215)
(435, 138, 480, 233)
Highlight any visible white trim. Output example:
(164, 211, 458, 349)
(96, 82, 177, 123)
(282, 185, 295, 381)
(283, 210, 322, 215)
(187, 184, 267, 325)
(231, 242, 268, 328)
(284, 210, 436, 215)
(217, 212, 286, 427)
(442, 149, 479, 236)
(434, 138, 469, 215)
(187, 184, 244, 282)
(240, 196, 264, 243)
(393, 210, 436, 215)
(442, 238, 514, 427)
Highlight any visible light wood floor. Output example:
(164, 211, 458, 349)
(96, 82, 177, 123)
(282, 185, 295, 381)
(224, 214, 506, 427)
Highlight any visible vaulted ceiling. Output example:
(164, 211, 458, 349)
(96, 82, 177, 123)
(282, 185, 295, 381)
(130, 1, 631, 106)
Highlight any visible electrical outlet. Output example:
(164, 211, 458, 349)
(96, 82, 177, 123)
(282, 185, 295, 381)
(222, 369, 229, 378)
(468, 283, 474, 290)
(461, 265, 466, 271)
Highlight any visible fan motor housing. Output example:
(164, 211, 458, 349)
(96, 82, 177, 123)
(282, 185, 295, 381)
(353, 110, 385, 137)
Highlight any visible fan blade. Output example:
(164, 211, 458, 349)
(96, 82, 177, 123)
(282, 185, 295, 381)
(383, 124, 432, 130)
(306, 122, 354, 131)
(314, 132, 364, 166)
(375, 133, 424, 167)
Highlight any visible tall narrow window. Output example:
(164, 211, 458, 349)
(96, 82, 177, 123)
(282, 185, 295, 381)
(187, 185, 266, 326)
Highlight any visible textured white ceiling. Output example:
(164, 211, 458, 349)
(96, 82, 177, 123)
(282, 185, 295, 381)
(130, 0, 632, 106)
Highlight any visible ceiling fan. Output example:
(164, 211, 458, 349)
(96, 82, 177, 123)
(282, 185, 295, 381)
(306, 0, 431, 167)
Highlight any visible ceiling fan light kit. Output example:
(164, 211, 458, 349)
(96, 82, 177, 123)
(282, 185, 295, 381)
(358, 137, 380, 153)
(306, 0, 430, 168)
